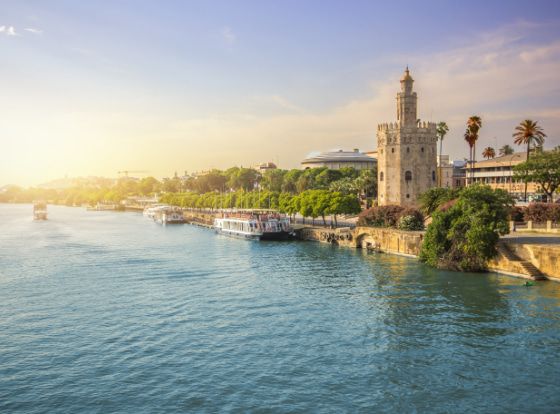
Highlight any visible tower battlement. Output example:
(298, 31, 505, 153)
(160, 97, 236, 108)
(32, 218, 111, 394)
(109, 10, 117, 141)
(377, 121, 437, 131)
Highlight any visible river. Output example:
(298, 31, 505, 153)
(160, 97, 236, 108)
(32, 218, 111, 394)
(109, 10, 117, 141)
(1, 204, 559, 413)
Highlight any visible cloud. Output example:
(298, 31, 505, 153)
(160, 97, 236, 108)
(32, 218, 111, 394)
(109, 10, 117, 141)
(24, 28, 43, 35)
(220, 26, 235, 45)
(0, 26, 5, 32)
(161, 20, 560, 170)
(6, 26, 18, 36)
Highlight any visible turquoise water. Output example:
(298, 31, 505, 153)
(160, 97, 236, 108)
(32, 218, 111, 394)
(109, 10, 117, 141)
(1, 204, 559, 413)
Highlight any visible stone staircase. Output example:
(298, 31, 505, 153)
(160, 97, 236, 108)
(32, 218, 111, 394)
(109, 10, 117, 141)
(497, 242, 547, 280)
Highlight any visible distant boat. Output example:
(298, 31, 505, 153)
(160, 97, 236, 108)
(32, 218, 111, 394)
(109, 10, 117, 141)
(214, 209, 293, 241)
(33, 203, 47, 220)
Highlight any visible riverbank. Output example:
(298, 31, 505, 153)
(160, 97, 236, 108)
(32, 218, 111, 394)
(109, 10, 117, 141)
(181, 210, 559, 282)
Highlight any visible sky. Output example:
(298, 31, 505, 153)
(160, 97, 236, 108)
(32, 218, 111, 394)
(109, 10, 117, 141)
(1, 0, 560, 187)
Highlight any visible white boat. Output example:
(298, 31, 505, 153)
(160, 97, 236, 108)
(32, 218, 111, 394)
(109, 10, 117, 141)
(153, 206, 184, 224)
(214, 209, 293, 241)
(33, 203, 47, 220)
(143, 203, 169, 219)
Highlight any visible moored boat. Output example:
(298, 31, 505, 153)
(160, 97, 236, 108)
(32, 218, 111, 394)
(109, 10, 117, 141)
(143, 203, 169, 219)
(33, 203, 47, 220)
(214, 209, 292, 241)
(154, 206, 184, 224)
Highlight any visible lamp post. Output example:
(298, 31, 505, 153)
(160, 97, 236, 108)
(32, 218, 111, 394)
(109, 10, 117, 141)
(509, 154, 521, 196)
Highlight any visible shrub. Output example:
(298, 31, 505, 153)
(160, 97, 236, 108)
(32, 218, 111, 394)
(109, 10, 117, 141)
(357, 205, 424, 228)
(397, 215, 424, 231)
(508, 206, 525, 222)
(524, 203, 551, 223)
(419, 183, 513, 272)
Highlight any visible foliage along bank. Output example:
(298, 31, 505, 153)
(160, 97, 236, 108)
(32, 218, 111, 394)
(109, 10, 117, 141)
(159, 189, 362, 227)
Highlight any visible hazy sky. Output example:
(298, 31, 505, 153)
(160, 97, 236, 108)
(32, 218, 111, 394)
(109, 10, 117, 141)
(2, 0, 560, 187)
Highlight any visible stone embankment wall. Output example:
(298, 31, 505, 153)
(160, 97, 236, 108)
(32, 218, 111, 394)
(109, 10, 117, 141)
(183, 210, 214, 228)
(489, 243, 560, 282)
(296, 226, 424, 257)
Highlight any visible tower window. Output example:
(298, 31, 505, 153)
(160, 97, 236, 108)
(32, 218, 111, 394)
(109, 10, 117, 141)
(406, 194, 410, 198)
(432, 171, 436, 181)
(380, 172, 384, 181)
(405, 171, 412, 181)
(421, 147, 424, 152)
(392, 148, 395, 153)
(407, 147, 410, 153)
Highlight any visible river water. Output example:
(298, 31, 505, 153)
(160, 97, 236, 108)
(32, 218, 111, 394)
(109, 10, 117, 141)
(1, 204, 559, 413)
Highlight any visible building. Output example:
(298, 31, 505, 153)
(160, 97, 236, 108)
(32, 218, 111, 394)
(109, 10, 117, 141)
(253, 162, 277, 174)
(301, 149, 376, 170)
(438, 157, 467, 189)
(467, 151, 550, 201)
(377, 68, 438, 207)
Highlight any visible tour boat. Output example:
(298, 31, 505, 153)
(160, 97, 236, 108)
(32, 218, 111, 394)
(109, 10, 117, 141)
(153, 206, 184, 224)
(143, 203, 169, 219)
(214, 209, 293, 241)
(33, 203, 47, 220)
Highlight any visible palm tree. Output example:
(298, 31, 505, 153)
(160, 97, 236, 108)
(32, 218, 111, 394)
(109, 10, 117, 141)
(436, 121, 449, 187)
(499, 144, 514, 156)
(482, 147, 496, 160)
(465, 116, 482, 185)
(512, 119, 547, 200)
(512, 119, 547, 160)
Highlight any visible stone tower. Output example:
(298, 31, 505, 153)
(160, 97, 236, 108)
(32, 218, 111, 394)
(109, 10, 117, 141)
(377, 68, 437, 207)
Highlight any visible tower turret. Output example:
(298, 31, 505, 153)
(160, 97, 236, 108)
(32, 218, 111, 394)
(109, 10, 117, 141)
(397, 66, 417, 126)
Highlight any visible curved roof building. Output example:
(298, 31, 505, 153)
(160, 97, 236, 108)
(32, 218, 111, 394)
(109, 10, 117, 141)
(301, 149, 376, 170)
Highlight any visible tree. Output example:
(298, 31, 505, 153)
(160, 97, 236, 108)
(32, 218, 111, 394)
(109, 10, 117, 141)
(482, 147, 496, 160)
(358, 167, 378, 198)
(499, 144, 514, 156)
(296, 176, 311, 193)
(315, 169, 342, 189)
(419, 183, 513, 272)
(465, 116, 482, 185)
(329, 177, 354, 195)
(417, 187, 462, 218)
(139, 177, 161, 195)
(512, 119, 547, 200)
(437, 121, 450, 187)
(329, 193, 361, 227)
(513, 147, 560, 202)
(163, 179, 180, 193)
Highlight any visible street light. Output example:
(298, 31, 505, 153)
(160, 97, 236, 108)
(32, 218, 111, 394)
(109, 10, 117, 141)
(509, 154, 521, 196)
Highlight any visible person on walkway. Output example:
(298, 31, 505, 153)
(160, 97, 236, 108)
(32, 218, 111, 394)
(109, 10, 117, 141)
(512, 223, 517, 237)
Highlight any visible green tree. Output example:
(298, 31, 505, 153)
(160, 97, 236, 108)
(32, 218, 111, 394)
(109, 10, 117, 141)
(513, 147, 560, 202)
(419, 183, 513, 271)
(464, 116, 482, 185)
(315, 169, 342, 189)
(437, 121, 450, 187)
(329, 193, 361, 227)
(417, 187, 462, 218)
(163, 179, 180, 193)
(139, 177, 161, 195)
(512, 119, 547, 201)
(513, 119, 547, 160)
(499, 144, 514, 156)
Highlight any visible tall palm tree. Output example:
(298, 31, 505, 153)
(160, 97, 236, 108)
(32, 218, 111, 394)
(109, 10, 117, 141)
(512, 119, 547, 200)
(482, 147, 496, 160)
(437, 121, 449, 187)
(465, 116, 482, 185)
(499, 144, 514, 156)
(512, 119, 547, 160)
